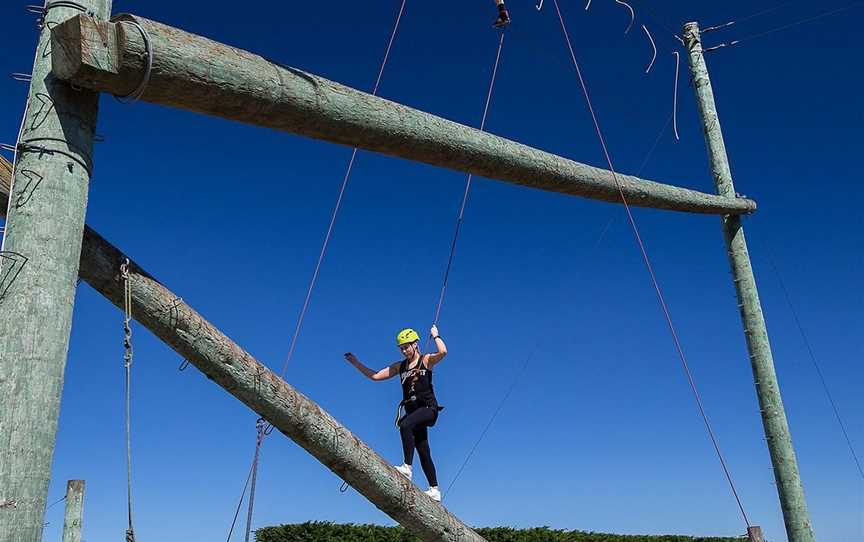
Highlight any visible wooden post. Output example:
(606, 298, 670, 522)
(0, 2, 111, 542)
(61, 481, 85, 542)
(683, 22, 816, 542)
(0, 157, 485, 542)
(747, 526, 765, 542)
(49, 14, 756, 216)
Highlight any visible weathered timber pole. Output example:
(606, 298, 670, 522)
(62, 480, 85, 542)
(49, 14, 756, 216)
(0, 157, 485, 542)
(0, 2, 111, 541)
(683, 22, 816, 542)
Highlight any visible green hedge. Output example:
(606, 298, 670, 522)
(256, 522, 742, 542)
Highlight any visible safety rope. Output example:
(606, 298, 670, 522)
(757, 233, 864, 480)
(277, 0, 407, 380)
(226, 2, 409, 537)
(120, 258, 136, 542)
(445, 346, 535, 497)
(445, 107, 673, 497)
(242, 419, 271, 542)
(551, 0, 752, 528)
(704, 1, 864, 53)
(426, 31, 505, 348)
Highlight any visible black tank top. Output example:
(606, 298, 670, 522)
(399, 356, 439, 410)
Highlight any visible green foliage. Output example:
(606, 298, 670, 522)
(256, 522, 743, 542)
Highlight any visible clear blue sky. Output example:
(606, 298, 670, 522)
(1, 1, 861, 541)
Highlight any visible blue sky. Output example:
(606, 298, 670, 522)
(1, 1, 862, 541)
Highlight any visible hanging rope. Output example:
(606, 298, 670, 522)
(614, 0, 636, 34)
(120, 259, 136, 542)
(446, 106, 673, 497)
(426, 31, 505, 347)
(551, 0, 752, 528)
(224, 457, 255, 542)
(704, 1, 864, 52)
(641, 24, 657, 73)
(225, 0, 409, 533)
(243, 419, 271, 542)
(758, 234, 864, 480)
(278, 0, 406, 380)
(671, 51, 680, 141)
(702, 0, 800, 33)
(445, 346, 535, 497)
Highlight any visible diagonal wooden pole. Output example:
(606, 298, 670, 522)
(0, 2, 112, 541)
(49, 14, 757, 215)
(0, 156, 486, 542)
(683, 22, 815, 542)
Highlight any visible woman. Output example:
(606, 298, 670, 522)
(344, 325, 447, 502)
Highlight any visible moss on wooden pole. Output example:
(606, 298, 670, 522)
(683, 22, 815, 542)
(0, 157, 486, 542)
(49, 14, 757, 215)
(0, 2, 111, 541)
(62, 480, 85, 542)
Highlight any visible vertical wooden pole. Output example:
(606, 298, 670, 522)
(0, 2, 111, 541)
(747, 526, 765, 542)
(683, 21, 816, 542)
(61, 481, 85, 542)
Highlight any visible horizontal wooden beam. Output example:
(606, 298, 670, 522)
(0, 156, 484, 542)
(50, 14, 756, 215)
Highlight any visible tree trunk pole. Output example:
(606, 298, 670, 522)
(0, 156, 485, 542)
(683, 21, 816, 542)
(0, 2, 111, 542)
(61, 480, 85, 542)
(48, 14, 757, 216)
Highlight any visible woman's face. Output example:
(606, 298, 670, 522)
(399, 342, 417, 359)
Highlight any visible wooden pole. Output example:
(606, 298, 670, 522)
(49, 14, 757, 216)
(61, 481, 85, 542)
(0, 2, 111, 541)
(0, 157, 486, 542)
(683, 22, 815, 542)
(747, 526, 765, 542)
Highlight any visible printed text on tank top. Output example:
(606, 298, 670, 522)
(399, 355, 438, 409)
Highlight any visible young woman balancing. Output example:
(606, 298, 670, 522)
(344, 325, 447, 502)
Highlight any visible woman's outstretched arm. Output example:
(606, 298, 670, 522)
(344, 352, 400, 381)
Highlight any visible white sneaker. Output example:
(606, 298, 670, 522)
(424, 486, 441, 502)
(395, 463, 412, 480)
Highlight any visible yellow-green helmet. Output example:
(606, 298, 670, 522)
(396, 328, 420, 346)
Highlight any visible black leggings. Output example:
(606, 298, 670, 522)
(399, 406, 438, 487)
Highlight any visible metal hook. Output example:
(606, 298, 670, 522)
(10, 73, 32, 83)
(536, 0, 544, 10)
(339, 481, 350, 493)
